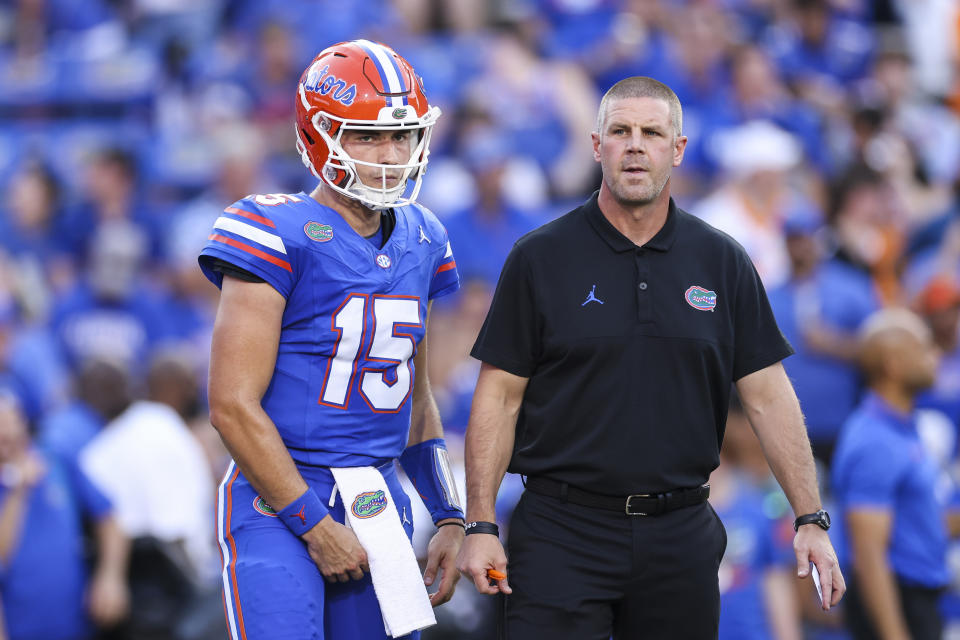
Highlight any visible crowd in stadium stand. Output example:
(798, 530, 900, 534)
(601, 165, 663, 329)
(0, 0, 958, 638)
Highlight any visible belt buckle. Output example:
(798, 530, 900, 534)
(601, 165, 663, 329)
(625, 494, 651, 516)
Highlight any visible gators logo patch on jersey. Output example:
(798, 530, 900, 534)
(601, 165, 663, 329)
(253, 495, 278, 517)
(352, 490, 388, 518)
(685, 286, 717, 311)
(304, 221, 334, 242)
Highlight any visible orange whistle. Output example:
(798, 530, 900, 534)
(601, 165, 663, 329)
(486, 569, 507, 581)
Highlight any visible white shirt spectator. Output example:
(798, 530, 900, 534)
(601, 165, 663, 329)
(80, 400, 216, 580)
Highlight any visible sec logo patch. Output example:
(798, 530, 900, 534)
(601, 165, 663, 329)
(376, 254, 391, 269)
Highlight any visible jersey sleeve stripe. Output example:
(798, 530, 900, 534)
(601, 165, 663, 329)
(435, 261, 456, 275)
(444, 241, 453, 258)
(225, 207, 276, 229)
(209, 234, 293, 272)
(214, 216, 287, 254)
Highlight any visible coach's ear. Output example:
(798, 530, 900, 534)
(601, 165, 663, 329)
(673, 134, 687, 167)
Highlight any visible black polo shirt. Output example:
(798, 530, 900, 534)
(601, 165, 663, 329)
(471, 191, 793, 495)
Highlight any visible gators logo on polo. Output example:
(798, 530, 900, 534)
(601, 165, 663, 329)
(304, 221, 334, 242)
(351, 490, 388, 519)
(685, 286, 717, 311)
(253, 495, 278, 517)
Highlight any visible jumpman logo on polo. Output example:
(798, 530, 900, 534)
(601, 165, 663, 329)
(290, 505, 307, 525)
(582, 284, 604, 306)
(418, 225, 431, 244)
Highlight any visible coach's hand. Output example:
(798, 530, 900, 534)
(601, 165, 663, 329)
(795, 525, 846, 611)
(457, 532, 511, 595)
(425, 520, 464, 606)
(305, 515, 369, 583)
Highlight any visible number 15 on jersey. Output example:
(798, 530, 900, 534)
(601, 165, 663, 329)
(319, 294, 422, 413)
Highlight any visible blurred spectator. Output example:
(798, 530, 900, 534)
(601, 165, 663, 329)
(0, 255, 69, 420)
(828, 164, 906, 305)
(768, 206, 879, 467)
(431, 278, 496, 434)
(915, 275, 960, 428)
(50, 221, 173, 372)
(855, 30, 960, 188)
(165, 120, 273, 272)
(79, 352, 216, 585)
(891, 0, 958, 98)
(832, 308, 957, 640)
(693, 120, 802, 288)
(62, 148, 162, 263)
(706, 45, 827, 172)
(766, 0, 873, 112)
(714, 392, 801, 640)
(0, 161, 74, 308)
(37, 357, 131, 464)
(0, 390, 130, 640)
(461, 27, 599, 198)
(442, 114, 544, 285)
(80, 351, 223, 640)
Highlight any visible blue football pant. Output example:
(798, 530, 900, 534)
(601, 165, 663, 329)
(217, 460, 420, 640)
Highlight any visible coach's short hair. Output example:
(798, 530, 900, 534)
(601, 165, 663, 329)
(596, 77, 683, 138)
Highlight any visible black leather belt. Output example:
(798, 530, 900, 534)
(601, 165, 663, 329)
(525, 476, 710, 516)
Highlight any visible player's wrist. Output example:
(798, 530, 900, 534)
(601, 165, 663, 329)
(399, 439, 464, 524)
(436, 518, 465, 532)
(278, 487, 329, 537)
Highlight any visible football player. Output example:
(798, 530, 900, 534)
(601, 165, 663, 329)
(199, 40, 464, 639)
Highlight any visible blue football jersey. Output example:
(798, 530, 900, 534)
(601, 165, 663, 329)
(199, 192, 459, 466)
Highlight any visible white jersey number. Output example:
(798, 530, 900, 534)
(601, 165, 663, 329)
(319, 294, 422, 412)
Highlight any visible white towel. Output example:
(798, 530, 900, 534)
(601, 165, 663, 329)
(330, 466, 436, 637)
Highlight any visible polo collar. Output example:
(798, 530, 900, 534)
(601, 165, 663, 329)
(583, 190, 679, 253)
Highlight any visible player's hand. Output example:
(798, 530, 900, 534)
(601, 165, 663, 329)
(457, 532, 511, 595)
(795, 525, 845, 610)
(424, 521, 464, 607)
(304, 515, 369, 583)
(87, 567, 130, 627)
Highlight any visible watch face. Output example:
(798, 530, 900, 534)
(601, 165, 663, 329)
(820, 510, 831, 529)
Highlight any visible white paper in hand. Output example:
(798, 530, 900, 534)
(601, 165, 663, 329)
(810, 563, 823, 606)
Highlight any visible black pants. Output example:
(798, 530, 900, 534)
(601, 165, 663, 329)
(502, 489, 727, 640)
(844, 574, 944, 640)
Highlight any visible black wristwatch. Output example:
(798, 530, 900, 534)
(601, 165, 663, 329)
(794, 509, 831, 532)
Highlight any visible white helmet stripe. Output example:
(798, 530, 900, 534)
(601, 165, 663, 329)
(353, 39, 407, 108)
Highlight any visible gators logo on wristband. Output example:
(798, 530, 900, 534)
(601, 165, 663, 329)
(351, 490, 388, 518)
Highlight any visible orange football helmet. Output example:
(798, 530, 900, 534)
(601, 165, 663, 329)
(294, 40, 441, 210)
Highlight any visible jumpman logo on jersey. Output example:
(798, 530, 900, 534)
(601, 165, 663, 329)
(418, 225, 431, 244)
(581, 284, 604, 306)
(401, 506, 411, 526)
(290, 505, 307, 525)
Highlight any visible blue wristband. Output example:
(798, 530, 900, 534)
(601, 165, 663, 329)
(399, 438, 464, 524)
(278, 487, 328, 537)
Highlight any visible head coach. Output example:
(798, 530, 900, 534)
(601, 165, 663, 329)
(456, 76, 845, 639)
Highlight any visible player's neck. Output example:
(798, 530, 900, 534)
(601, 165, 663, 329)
(310, 184, 382, 237)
